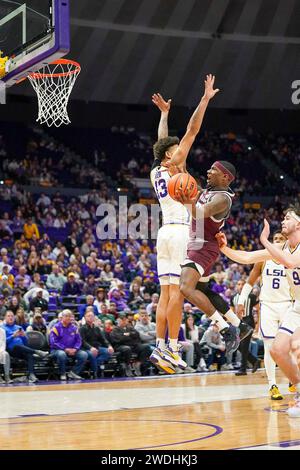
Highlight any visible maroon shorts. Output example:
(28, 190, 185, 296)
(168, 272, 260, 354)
(186, 243, 219, 277)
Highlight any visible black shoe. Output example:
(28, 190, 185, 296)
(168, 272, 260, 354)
(252, 360, 260, 373)
(239, 322, 253, 341)
(220, 325, 240, 354)
(235, 370, 247, 376)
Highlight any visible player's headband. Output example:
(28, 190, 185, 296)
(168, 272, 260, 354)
(288, 211, 300, 223)
(214, 161, 235, 182)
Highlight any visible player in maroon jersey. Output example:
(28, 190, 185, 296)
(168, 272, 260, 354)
(173, 161, 253, 356)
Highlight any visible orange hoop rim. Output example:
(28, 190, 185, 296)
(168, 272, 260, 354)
(29, 59, 81, 80)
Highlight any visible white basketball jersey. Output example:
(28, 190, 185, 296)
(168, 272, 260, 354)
(283, 242, 300, 303)
(260, 259, 292, 302)
(150, 165, 190, 225)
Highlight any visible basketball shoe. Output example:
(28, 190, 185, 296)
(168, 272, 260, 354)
(150, 347, 176, 374)
(269, 384, 283, 400)
(220, 325, 240, 354)
(238, 322, 253, 341)
(289, 383, 297, 393)
(160, 344, 187, 370)
(287, 393, 300, 418)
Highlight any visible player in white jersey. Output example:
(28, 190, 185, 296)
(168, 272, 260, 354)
(237, 230, 293, 400)
(149, 75, 219, 373)
(215, 206, 300, 417)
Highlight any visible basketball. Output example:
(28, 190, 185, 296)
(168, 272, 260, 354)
(167, 173, 198, 201)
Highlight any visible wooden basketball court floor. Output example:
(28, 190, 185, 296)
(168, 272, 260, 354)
(0, 369, 299, 450)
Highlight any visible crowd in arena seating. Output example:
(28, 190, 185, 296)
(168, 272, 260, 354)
(0, 123, 298, 382)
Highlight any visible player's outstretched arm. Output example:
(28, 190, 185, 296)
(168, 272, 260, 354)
(169, 74, 219, 168)
(260, 219, 300, 268)
(215, 232, 271, 264)
(152, 93, 171, 140)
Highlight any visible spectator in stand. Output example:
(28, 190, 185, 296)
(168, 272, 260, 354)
(82, 274, 98, 296)
(0, 276, 13, 296)
(109, 288, 128, 312)
(93, 288, 109, 314)
(0, 221, 13, 240)
(0, 295, 8, 320)
(110, 313, 151, 377)
(14, 266, 31, 289)
(78, 295, 98, 320)
(100, 263, 114, 284)
(61, 272, 82, 296)
(113, 263, 125, 281)
(134, 308, 156, 348)
(28, 272, 41, 289)
(103, 319, 114, 343)
(0, 327, 12, 383)
(36, 193, 51, 208)
(80, 310, 114, 378)
(146, 296, 158, 323)
(24, 282, 50, 305)
(2, 310, 48, 382)
(23, 217, 40, 240)
(15, 307, 30, 331)
(29, 289, 49, 314)
(182, 315, 207, 372)
(0, 254, 12, 274)
(13, 289, 27, 312)
(200, 322, 226, 371)
(8, 295, 21, 314)
(46, 264, 66, 292)
(125, 310, 135, 327)
(49, 309, 88, 381)
(143, 275, 158, 296)
(28, 310, 47, 336)
(0, 265, 14, 288)
(128, 282, 144, 310)
(99, 304, 116, 324)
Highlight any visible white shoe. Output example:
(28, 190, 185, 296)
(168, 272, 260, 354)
(175, 367, 184, 374)
(36, 350, 49, 358)
(60, 374, 67, 381)
(28, 373, 38, 383)
(287, 395, 300, 418)
(197, 365, 209, 372)
(67, 371, 83, 380)
(183, 366, 196, 374)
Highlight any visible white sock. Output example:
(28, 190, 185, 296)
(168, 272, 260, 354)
(224, 309, 240, 327)
(263, 339, 276, 387)
(210, 311, 229, 331)
(156, 338, 166, 350)
(168, 339, 178, 351)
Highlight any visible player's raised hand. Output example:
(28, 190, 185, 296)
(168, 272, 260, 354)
(152, 93, 172, 113)
(260, 219, 270, 246)
(204, 74, 220, 100)
(215, 232, 227, 249)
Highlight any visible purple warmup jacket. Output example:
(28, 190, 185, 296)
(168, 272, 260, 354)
(49, 321, 82, 350)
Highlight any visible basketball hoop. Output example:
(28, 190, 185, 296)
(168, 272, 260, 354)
(28, 59, 81, 128)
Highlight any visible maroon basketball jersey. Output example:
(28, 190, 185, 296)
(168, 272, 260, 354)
(187, 188, 234, 276)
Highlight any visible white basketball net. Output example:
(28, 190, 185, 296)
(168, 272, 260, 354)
(28, 60, 81, 128)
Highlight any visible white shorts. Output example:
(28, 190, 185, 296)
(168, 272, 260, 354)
(279, 301, 300, 336)
(260, 301, 292, 339)
(156, 224, 189, 285)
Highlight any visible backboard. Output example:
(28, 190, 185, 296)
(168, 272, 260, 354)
(0, 0, 70, 89)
